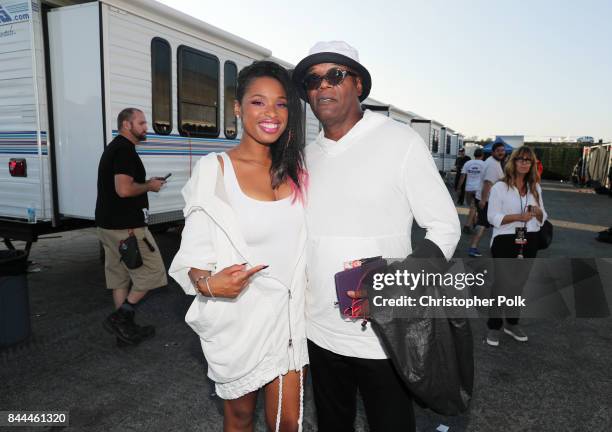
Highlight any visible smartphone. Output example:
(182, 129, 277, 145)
(163, 173, 172, 180)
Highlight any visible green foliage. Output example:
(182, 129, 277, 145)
(526, 143, 584, 180)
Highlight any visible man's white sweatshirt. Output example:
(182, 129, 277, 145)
(305, 110, 461, 359)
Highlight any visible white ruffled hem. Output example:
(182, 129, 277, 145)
(215, 341, 309, 400)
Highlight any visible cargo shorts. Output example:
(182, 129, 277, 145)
(97, 226, 168, 292)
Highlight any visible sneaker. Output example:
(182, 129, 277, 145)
(504, 324, 528, 342)
(103, 309, 142, 345)
(486, 329, 501, 346)
(462, 226, 473, 235)
(468, 247, 482, 257)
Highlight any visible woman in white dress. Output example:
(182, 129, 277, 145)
(169, 61, 308, 432)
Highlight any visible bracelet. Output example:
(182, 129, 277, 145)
(204, 276, 215, 298)
(192, 273, 215, 298)
(192, 274, 206, 294)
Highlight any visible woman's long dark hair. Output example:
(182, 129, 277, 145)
(236, 60, 307, 202)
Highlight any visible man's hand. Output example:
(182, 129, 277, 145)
(479, 200, 487, 209)
(204, 263, 267, 299)
(146, 177, 165, 192)
(347, 288, 370, 318)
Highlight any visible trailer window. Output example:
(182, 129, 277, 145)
(178, 46, 219, 137)
(224, 62, 238, 139)
(151, 38, 172, 135)
(446, 135, 451, 154)
(432, 129, 439, 153)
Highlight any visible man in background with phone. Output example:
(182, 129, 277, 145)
(95, 108, 168, 346)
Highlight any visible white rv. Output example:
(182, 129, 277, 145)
(361, 98, 421, 125)
(0, 0, 321, 248)
(0, 0, 464, 250)
(411, 119, 445, 173)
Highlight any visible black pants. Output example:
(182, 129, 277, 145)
(487, 233, 538, 329)
(474, 198, 491, 228)
(308, 339, 415, 432)
(455, 175, 466, 204)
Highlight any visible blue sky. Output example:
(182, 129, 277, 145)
(160, 0, 611, 140)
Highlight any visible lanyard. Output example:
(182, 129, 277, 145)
(516, 184, 530, 258)
(517, 184, 529, 221)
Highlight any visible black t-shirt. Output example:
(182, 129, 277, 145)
(455, 155, 471, 171)
(95, 135, 149, 229)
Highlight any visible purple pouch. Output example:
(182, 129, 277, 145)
(334, 256, 386, 317)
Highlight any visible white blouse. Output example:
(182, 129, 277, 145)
(487, 181, 548, 244)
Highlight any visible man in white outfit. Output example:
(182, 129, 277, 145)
(292, 41, 461, 432)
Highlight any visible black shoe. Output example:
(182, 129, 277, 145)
(103, 309, 142, 345)
(122, 309, 156, 341)
(136, 324, 155, 340)
(116, 326, 155, 347)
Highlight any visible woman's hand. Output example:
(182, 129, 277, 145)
(517, 212, 533, 223)
(200, 264, 267, 299)
(530, 205, 544, 222)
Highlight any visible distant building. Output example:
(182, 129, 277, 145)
(495, 135, 524, 148)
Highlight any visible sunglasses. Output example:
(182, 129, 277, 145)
(515, 157, 533, 164)
(303, 68, 358, 91)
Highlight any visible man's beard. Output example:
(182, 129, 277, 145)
(138, 132, 147, 142)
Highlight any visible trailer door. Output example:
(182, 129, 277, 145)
(47, 3, 103, 219)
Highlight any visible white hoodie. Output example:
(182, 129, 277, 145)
(305, 110, 461, 359)
(168, 153, 308, 400)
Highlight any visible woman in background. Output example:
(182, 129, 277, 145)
(486, 146, 547, 347)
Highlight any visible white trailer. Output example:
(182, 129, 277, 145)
(439, 127, 453, 173)
(362, 97, 421, 125)
(438, 129, 464, 173)
(463, 142, 482, 159)
(0, 0, 321, 249)
(411, 119, 444, 173)
(446, 133, 458, 172)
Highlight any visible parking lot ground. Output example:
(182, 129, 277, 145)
(1, 179, 611, 431)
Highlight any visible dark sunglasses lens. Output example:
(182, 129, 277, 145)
(303, 68, 347, 90)
(325, 68, 345, 85)
(304, 74, 322, 90)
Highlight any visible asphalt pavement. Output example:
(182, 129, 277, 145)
(1, 179, 611, 431)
